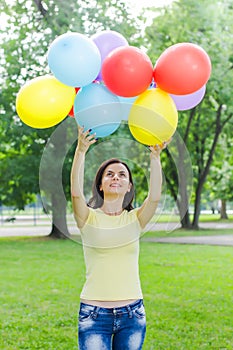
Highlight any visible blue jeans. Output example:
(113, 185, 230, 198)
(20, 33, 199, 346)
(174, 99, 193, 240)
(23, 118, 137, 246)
(78, 299, 146, 349)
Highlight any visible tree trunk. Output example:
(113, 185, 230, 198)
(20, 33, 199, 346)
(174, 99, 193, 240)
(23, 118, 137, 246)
(219, 199, 228, 219)
(192, 185, 202, 229)
(48, 192, 70, 239)
(39, 119, 73, 239)
(179, 209, 192, 229)
(48, 123, 70, 239)
(191, 105, 229, 229)
(174, 134, 193, 229)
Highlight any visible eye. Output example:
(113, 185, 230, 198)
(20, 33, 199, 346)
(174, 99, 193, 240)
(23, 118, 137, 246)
(119, 172, 126, 177)
(106, 171, 113, 177)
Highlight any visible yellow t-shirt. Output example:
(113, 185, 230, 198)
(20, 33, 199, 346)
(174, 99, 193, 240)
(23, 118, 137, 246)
(80, 208, 143, 300)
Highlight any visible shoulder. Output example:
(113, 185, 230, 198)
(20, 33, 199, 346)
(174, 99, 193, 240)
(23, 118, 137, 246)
(81, 207, 106, 227)
(86, 207, 97, 220)
(127, 208, 139, 218)
(122, 208, 142, 227)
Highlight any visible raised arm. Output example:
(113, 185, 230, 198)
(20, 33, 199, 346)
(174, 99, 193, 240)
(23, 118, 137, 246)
(71, 126, 96, 228)
(137, 141, 169, 229)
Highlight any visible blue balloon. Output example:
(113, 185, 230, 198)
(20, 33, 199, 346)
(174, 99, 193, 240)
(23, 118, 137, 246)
(74, 84, 122, 137)
(118, 96, 137, 121)
(118, 83, 154, 121)
(48, 33, 101, 87)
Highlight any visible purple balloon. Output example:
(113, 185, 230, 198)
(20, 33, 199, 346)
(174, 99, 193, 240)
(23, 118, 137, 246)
(91, 30, 128, 81)
(170, 85, 206, 111)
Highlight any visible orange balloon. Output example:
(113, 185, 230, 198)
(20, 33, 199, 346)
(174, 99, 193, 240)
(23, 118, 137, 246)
(153, 43, 211, 95)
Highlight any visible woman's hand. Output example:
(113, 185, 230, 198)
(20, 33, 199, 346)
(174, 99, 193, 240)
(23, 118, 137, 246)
(149, 139, 172, 159)
(77, 126, 97, 153)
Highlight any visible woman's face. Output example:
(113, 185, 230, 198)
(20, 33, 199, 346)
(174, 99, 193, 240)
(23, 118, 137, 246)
(99, 163, 132, 197)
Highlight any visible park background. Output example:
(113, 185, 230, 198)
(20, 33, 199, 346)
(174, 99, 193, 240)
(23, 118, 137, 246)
(0, 0, 233, 349)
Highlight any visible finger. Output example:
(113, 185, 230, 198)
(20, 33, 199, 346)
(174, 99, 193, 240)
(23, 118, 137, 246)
(90, 138, 97, 145)
(166, 138, 172, 145)
(162, 138, 172, 149)
(83, 128, 92, 137)
(154, 144, 161, 150)
(78, 125, 84, 134)
(86, 133, 96, 142)
(79, 127, 87, 139)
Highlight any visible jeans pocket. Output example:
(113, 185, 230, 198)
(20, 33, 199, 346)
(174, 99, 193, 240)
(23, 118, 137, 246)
(78, 309, 93, 322)
(134, 304, 146, 319)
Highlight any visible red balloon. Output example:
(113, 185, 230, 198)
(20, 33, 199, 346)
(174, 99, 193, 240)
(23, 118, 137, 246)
(153, 43, 211, 95)
(102, 46, 153, 97)
(68, 87, 80, 117)
(68, 105, 75, 117)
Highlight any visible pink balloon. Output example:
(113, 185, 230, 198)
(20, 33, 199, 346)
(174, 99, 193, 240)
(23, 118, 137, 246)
(170, 85, 206, 111)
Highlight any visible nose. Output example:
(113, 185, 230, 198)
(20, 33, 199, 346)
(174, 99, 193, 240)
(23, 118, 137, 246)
(112, 173, 119, 180)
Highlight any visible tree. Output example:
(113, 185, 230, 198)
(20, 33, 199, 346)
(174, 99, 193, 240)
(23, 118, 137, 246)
(144, 0, 233, 228)
(205, 135, 233, 219)
(0, 0, 142, 238)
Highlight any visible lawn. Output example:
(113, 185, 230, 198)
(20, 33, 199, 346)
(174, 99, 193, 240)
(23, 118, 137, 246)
(143, 228, 233, 239)
(0, 237, 232, 349)
(152, 213, 233, 223)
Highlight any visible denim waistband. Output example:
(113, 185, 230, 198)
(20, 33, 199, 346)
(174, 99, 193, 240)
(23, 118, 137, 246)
(79, 299, 143, 316)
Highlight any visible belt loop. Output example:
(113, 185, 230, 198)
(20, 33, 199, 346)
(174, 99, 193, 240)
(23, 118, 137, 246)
(92, 306, 100, 319)
(126, 305, 133, 318)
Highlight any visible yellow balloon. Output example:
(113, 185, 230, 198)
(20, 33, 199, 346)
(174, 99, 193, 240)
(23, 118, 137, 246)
(128, 88, 178, 145)
(16, 75, 76, 128)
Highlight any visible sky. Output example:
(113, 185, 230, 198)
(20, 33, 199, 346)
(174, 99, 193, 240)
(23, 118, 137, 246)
(127, 0, 174, 12)
(126, 0, 175, 27)
(0, 0, 175, 36)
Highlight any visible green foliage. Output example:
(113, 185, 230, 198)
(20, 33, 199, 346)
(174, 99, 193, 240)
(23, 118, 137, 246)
(206, 135, 233, 202)
(1, 0, 233, 229)
(0, 0, 140, 213)
(144, 0, 233, 226)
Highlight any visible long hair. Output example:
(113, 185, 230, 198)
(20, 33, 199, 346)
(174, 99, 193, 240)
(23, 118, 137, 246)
(87, 158, 134, 211)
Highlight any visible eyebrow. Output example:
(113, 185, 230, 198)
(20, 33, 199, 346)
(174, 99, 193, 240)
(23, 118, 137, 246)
(106, 169, 127, 174)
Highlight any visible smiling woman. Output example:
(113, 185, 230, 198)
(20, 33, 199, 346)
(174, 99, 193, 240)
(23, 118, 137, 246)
(88, 159, 134, 215)
(70, 125, 169, 349)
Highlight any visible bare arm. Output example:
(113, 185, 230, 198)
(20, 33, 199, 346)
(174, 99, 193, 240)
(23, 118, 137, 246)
(137, 141, 169, 229)
(71, 126, 96, 228)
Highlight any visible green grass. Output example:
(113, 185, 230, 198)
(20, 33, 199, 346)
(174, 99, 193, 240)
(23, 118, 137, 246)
(198, 213, 233, 222)
(0, 237, 232, 349)
(152, 214, 233, 223)
(143, 228, 233, 239)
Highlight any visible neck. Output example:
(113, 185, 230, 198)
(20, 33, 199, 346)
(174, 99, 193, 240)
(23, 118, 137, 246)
(101, 200, 124, 216)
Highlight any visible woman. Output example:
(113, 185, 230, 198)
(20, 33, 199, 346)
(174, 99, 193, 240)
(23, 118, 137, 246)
(71, 126, 168, 350)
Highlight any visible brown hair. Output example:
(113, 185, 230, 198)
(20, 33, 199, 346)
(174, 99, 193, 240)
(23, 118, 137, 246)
(87, 158, 134, 211)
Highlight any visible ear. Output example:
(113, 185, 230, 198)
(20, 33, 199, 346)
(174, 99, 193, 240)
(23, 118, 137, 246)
(99, 184, 103, 191)
(127, 183, 132, 192)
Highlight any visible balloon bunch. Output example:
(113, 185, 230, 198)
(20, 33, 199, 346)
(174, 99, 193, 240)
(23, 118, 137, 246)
(16, 31, 211, 145)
